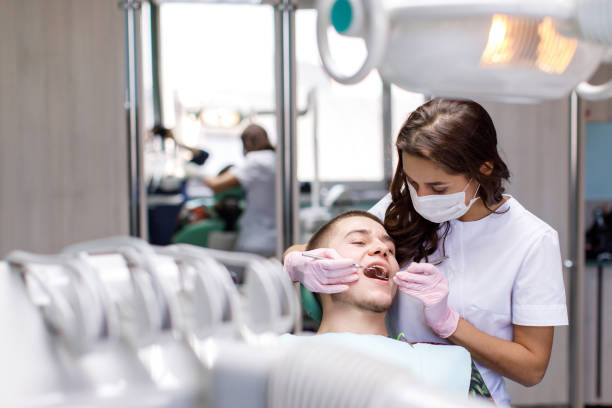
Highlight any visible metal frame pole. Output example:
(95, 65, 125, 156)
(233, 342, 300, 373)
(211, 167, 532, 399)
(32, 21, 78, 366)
(311, 90, 321, 208)
(568, 91, 585, 408)
(149, 1, 163, 125)
(382, 81, 393, 188)
(120, 0, 143, 237)
(274, 0, 298, 254)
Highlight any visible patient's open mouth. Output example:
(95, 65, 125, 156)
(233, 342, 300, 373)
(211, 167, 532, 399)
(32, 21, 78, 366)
(363, 265, 388, 281)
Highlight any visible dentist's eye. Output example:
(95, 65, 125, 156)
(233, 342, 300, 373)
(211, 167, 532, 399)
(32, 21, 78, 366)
(404, 176, 418, 190)
(351, 241, 365, 245)
(431, 187, 447, 194)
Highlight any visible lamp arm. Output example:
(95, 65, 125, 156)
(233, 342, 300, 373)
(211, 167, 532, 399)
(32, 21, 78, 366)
(576, 77, 612, 101)
(386, 0, 575, 21)
(317, 0, 388, 84)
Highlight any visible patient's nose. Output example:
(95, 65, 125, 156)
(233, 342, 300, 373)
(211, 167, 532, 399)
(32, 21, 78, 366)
(370, 241, 389, 258)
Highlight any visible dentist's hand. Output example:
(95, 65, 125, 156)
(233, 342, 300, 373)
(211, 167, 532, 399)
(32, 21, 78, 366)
(393, 262, 459, 338)
(283, 248, 359, 294)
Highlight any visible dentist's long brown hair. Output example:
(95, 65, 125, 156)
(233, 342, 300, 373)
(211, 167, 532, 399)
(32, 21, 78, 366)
(385, 98, 510, 264)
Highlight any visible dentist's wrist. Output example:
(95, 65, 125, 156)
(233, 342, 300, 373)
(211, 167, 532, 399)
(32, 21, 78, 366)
(429, 307, 460, 339)
(283, 251, 303, 282)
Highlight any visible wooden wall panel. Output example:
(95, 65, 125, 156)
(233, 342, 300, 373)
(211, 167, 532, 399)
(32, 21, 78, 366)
(479, 99, 571, 405)
(0, 0, 129, 255)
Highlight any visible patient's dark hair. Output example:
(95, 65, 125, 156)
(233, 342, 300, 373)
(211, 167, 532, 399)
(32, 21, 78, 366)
(306, 210, 385, 251)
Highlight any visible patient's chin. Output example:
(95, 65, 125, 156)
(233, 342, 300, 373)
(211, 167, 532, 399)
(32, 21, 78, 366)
(360, 302, 390, 313)
(331, 291, 392, 313)
(354, 297, 392, 313)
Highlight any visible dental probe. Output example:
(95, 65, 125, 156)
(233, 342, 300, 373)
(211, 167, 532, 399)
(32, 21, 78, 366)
(302, 252, 385, 270)
(430, 256, 448, 266)
(398, 256, 449, 275)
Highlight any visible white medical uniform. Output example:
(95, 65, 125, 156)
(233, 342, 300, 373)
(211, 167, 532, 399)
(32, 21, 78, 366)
(230, 150, 276, 256)
(369, 194, 568, 406)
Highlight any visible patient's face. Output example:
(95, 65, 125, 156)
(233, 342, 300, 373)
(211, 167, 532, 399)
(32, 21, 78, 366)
(326, 216, 399, 312)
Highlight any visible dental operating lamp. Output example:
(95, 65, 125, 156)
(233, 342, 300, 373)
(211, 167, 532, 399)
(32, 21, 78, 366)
(317, 0, 612, 101)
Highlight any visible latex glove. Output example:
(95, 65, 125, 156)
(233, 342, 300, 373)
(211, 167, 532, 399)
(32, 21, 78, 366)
(184, 162, 203, 179)
(283, 248, 359, 294)
(393, 262, 459, 338)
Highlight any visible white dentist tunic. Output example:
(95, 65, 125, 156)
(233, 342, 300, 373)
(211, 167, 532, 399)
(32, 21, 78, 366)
(231, 149, 276, 257)
(369, 194, 568, 406)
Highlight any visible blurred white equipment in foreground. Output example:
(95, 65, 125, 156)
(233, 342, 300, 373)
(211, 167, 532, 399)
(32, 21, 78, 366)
(317, 0, 612, 101)
(1, 237, 493, 408)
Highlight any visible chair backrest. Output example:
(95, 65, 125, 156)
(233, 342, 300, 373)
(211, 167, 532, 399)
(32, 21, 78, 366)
(300, 284, 322, 323)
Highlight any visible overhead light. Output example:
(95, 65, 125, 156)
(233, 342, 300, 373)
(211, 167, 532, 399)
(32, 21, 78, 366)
(480, 16, 577, 75)
(317, 0, 612, 101)
(200, 107, 242, 128)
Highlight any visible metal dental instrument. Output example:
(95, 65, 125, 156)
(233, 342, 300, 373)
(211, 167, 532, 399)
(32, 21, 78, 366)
(301, 253, 387, 279)
(301, 253, 448, 278)
(430, 256, 448, 266)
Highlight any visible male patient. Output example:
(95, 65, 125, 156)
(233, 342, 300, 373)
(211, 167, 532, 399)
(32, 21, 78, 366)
(308, 210, 398, 336)
(285, 210, 491, 400)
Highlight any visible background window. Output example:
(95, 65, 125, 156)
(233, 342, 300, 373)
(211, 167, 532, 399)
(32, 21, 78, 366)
(156, 4, 276, 176)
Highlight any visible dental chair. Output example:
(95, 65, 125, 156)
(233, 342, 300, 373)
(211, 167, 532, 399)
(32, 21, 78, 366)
(172, 186, 246, 250)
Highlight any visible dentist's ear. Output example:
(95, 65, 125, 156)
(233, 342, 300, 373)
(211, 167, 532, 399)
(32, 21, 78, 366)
(479, 161, 494, 176)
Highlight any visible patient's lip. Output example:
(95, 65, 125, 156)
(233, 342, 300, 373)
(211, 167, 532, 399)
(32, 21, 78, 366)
(365, 258, 389, 269)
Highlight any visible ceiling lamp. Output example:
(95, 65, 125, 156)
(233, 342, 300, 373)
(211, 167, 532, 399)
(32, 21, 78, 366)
(200, 107, 242, 128)
(317, 0, 612, 101)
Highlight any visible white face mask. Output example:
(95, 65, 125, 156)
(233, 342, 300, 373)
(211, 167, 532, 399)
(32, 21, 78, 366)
(408, 179, 480, 223)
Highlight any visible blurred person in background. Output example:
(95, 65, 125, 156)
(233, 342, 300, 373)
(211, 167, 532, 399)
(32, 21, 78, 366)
(151, 124, 210, 166)
(190, 124, 276, 257)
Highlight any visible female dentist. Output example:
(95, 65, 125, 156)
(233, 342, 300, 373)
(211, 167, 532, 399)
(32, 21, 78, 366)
(283, 98, 568, 405)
